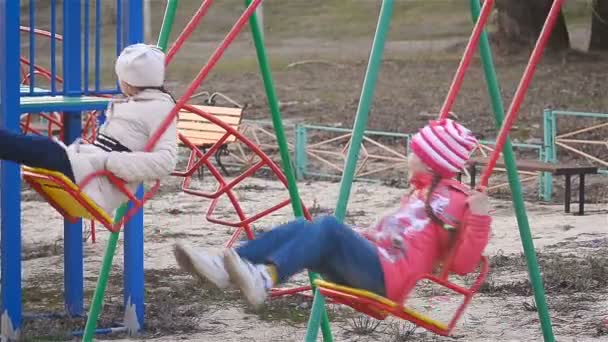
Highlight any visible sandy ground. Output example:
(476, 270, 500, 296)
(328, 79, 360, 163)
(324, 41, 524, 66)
(14, 167, 608, 341)
(13, 2, 608, 340)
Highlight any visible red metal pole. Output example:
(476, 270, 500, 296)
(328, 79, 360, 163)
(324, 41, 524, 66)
(479, 0, 565, 188)
(165, 0, 214, 65)
(438, 0, 495, 120)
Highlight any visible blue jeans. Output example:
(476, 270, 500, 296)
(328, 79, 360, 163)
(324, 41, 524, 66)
(236, 216, 386, 296)
(0, 128, 75, 181)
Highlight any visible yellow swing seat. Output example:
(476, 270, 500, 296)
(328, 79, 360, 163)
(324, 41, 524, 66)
(314, 256, 489, 336)
(314, 279, 449, 333)
(22, 167, 114, 230)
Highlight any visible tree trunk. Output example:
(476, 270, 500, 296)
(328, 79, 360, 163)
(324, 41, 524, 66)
(590, 0, 608, 51)
(494, 0, 570, 53)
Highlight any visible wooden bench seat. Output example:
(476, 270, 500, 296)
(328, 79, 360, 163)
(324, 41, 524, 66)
(177, 105, 244, 176)
(463, 157, 598, 215)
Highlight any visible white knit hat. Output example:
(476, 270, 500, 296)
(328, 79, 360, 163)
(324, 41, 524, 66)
(410, 119, 478, 177)
(115, 43, 165, 87)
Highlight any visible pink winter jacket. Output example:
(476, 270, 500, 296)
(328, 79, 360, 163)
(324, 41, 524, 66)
(362, 174, 491, 303)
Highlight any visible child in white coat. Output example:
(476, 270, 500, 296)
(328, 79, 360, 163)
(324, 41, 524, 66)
(0, 43, 178, 214)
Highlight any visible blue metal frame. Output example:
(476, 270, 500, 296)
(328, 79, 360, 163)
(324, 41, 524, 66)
(62, 0, 84, 317)
(20, 0, 123, 98)
(1, 1, 23, 338)
(2, 0, 146, 336)
(121, 0, 145, 331)
(19, 100, 110, 113)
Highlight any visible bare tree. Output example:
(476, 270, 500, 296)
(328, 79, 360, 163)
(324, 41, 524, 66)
(590, 0, 608, 51)
(494, 0, 570, 53)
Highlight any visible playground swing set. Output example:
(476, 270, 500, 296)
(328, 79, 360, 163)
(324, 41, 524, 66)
(0, 0, 563, 341)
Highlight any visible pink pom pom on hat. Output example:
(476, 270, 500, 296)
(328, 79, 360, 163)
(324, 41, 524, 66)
(410, 119, 479, 178)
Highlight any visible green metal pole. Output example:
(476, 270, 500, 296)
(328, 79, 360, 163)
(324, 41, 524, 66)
(157, 0, 179, 50)
(83, 3, 181, 337)
(82, 205, 128, 341)
(306, 1, 394, 341)
(244, 1, 333, 341)
(470, 1, 555, 341)
(333, 0, 393, 221)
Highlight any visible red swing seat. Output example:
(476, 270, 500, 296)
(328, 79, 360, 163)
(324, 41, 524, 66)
(315, 256, 489, 336)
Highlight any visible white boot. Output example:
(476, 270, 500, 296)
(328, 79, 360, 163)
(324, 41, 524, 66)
(223, 248, 273, 308)
(173, 242, 230, 289)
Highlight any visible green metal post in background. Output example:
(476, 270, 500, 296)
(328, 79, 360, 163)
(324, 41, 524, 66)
(333, 0, 393, 221)
(305, 1, 394, 341)
(294, 125, 308, 179)
(244, 1, 333, 341)
(335, 0, 394, 220)
(82, 2, 180, 340)
(157, 0, 179, 50)
(542, 109, 556, 201)
(470, 1, 555, 341)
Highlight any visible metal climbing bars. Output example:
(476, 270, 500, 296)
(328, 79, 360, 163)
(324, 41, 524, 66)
(172, 104, 313, 246)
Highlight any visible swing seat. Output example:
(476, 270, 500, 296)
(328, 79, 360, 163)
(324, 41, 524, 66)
(314, 256, 489, 336)
(22, 166, 160, 233)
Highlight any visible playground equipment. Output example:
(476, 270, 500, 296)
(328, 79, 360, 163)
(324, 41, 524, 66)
(0, 1, 148, 339)
(0, 0, 564, 341)
(2, 0, 315, 339)
(543, 109, 608, 201)
(305, 0, 561, 340)
(19, 27, 101, 142)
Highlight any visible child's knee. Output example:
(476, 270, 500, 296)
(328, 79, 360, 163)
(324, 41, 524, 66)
(315, 216, 346, 236)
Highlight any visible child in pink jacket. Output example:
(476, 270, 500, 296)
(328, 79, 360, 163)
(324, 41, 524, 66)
(174, 119, 491, 307)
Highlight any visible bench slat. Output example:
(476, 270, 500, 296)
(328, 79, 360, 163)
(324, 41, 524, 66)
(186, 105, 243, 116)
(178, 112, 241, 125)
(179, 130, 236, 143)
(180, 137, 234, 146)
(469, 157, 598, 175)
(177, 120, 239, 131)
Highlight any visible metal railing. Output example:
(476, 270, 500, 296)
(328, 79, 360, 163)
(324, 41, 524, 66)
(20, 0, 125, 97)
(235, 121, 544, 192)
(543, 109, 608, 200)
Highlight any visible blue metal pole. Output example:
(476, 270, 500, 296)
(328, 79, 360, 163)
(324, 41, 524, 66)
(0, 1, 23, 339)
(50, 0, 57, 94)
(122, 0, 145, 332)
(95, 0, 101, 92)
(62, 0, 84, 316)
(28, 0, 36, 94)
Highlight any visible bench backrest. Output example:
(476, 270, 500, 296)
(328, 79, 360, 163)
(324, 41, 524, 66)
(177, 105, 243, 147)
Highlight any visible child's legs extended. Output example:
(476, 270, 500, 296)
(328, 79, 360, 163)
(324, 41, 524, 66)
(236, 218, 311, 264)
(0, 128, 75, 181)
(267, 216, 386, 296)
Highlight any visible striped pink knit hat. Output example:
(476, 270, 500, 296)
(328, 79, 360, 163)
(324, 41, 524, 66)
(410, 119, 479, 178)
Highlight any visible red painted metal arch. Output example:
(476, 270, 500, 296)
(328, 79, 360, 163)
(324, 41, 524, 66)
(173, 103, 312, 247)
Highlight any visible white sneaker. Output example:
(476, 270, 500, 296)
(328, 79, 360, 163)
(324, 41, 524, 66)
(173, 242, 230, 289)
(223, 248, 271, 308)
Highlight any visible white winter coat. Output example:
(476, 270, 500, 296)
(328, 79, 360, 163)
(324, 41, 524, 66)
(65, 89, 177, 215)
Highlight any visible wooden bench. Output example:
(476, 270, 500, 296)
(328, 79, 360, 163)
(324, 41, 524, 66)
(177, 104, 244, 176)
(462, 157, 598, 215)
